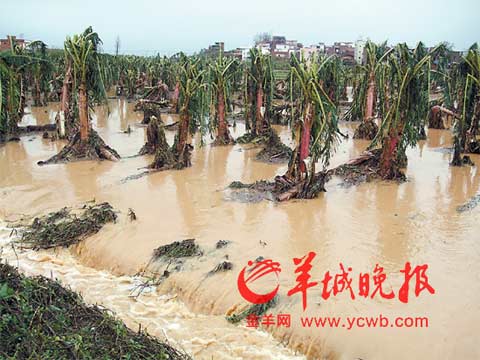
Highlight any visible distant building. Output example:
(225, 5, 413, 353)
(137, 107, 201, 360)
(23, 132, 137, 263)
(255, 35, 302, 58)
(355, 39, 366, 64)
(239, 47, 252, 61)
(224, 46, 251, 61)
(325, 42, 355, 65)
(202, 42, 225, 57)
(0, 35, 27, 52)
(301, 44, 325, 60)
(257, 41, 271, 55)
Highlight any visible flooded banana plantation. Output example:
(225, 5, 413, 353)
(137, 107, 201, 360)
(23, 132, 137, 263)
(1, 5, 480, 360)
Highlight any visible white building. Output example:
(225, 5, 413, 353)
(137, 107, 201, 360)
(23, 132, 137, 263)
(256, 42, 271, 55)
(240, 46, 252, 61)
(355, 39, 366, 65)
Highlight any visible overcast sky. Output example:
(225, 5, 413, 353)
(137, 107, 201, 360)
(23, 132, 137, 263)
(1, 0, 478, 55)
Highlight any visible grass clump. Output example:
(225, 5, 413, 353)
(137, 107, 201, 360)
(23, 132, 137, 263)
(0, 262, 190, 360)
(153, 239, 202, 260)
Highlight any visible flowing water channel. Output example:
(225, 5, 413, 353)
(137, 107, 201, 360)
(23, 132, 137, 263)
(0, 99, 479, 359)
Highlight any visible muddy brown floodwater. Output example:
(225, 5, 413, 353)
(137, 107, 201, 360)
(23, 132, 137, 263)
(1, 99, 479, 359)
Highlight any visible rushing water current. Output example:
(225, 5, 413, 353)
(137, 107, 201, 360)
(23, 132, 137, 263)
(1, 99, 479, 359)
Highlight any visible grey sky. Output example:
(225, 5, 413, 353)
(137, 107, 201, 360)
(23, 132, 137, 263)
(1, 0, 479, 55)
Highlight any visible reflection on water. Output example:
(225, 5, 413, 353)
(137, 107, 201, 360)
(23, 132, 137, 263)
(1, 100, 479, 359)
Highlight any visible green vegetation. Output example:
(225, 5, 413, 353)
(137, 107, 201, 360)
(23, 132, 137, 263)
(17, 202, 117, 250)
(1, 27, 478, 189)
(153, 239, 202, 259)
(226, 296, 278, 324)
(0, 263, 190, 359)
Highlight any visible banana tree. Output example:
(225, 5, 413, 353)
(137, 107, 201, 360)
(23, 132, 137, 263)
(175, 55, 207, 166)
(39, 27, 119, 165)
(246, 48, 274, 136)
(451, 44, 480, 165)
(346, 41, 392, 139)
(64, 27, 108, 140)
(368, 43, 435, 178)
(0, 59, 21, 140)
(0, 41, 32, 139)
(208, 54, 239, 145)
(278, 54, 340, 199)
(150, 54, 207, 170)
(28, 41, 53, 106)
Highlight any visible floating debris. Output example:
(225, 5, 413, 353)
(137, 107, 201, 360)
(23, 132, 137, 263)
(226, 296, 278, 324)
(153, 239, 202, 260)
(208, 261, 233, 276)
(353, 119, 378, 140)
(457, 193, 480, 212)
(16, 202, 117, 250)
(215, 240, 230, 249)
(128, 208, 137, 221)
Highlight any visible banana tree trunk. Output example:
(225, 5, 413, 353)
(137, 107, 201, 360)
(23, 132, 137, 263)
(216, 90, 231, 142)
(18, 75, 25, 120)
(34, 77, 41, 106)
(255, 85, 264, 135)
(172, 82, 180, 113)
(286, 102, 313, 180)
(379, 129, 400, 179)
(364, 72, 375, 121)
(299, 102, 313, 171)
(177, 106, 190, 154)
(78, 82, 89, 141)
(176, 106, 192, 167)
(61, 64, 71, 114)
(61, 62, 75, 138)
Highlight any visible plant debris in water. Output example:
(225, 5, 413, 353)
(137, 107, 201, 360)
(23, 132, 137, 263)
(353, 119, 379, 140)
(237, 129, 291, 163)
(226, 181, 276, 203)
(37, 130, 120, 165)
(228, 172, 329, 202)
(16, 202, 117, 250)
(0, 263, 190, 360)
(457, 192, 480, 212)
(153, 239, 203, 260)
(215, 240, 230, 249)
(226, 295, 278, 324)
(207, 261, 233, 276)
(332, 149, 406, 185)
(255, 129, 292, 163)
